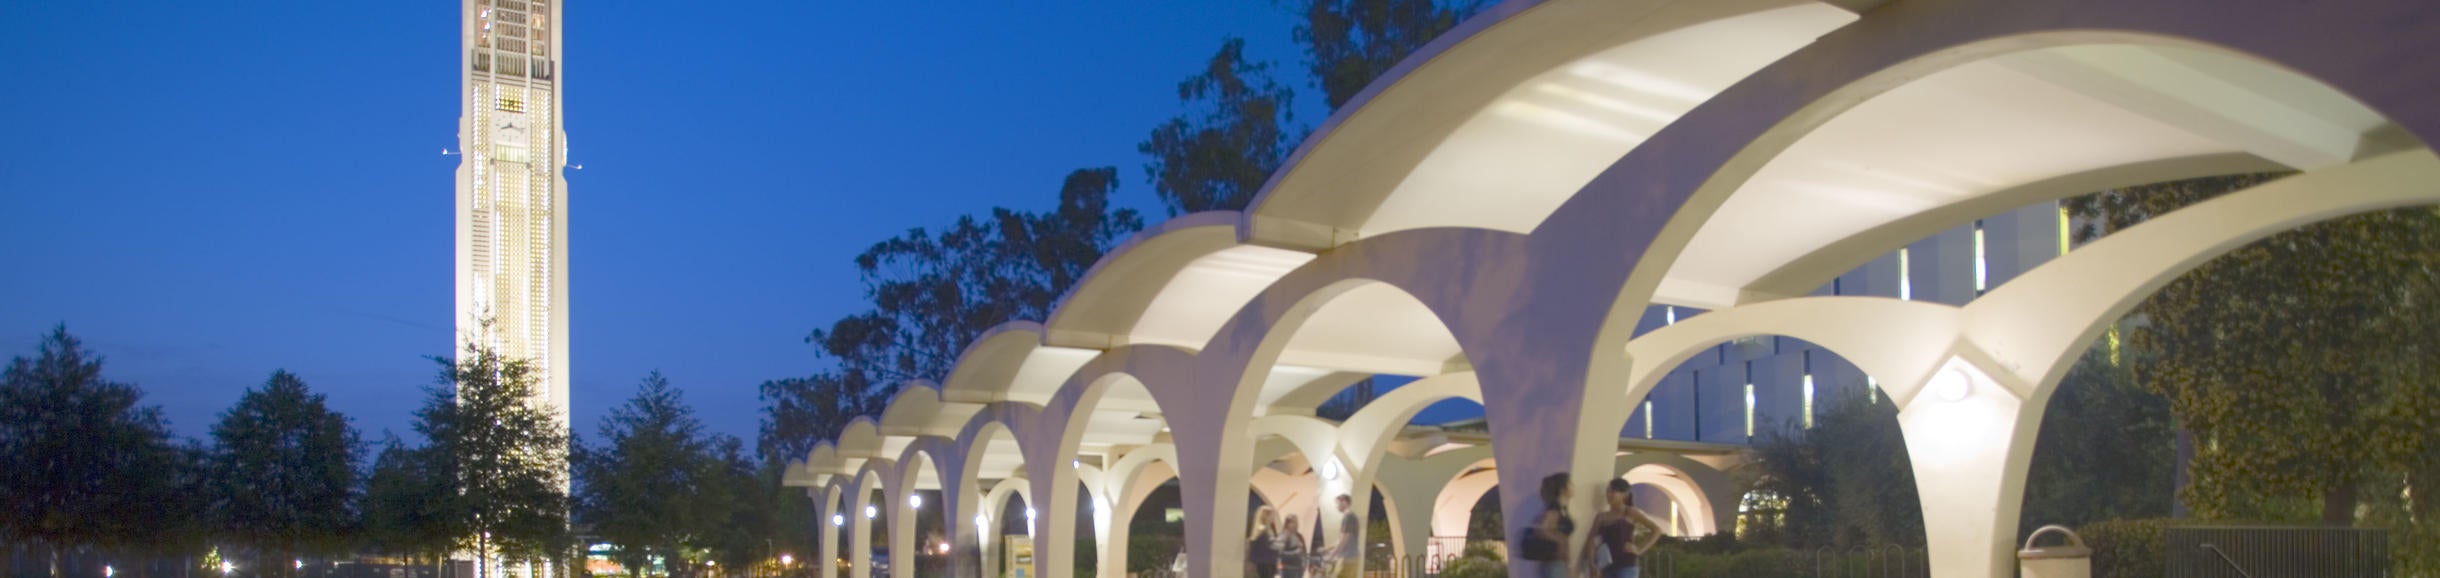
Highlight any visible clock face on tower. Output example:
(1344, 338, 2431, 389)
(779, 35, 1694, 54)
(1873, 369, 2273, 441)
(491, 112, 529, 145)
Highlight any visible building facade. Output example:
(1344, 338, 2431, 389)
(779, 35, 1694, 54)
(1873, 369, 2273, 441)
(455, 0, 569, 419)
(1628, 201, 2075, 444)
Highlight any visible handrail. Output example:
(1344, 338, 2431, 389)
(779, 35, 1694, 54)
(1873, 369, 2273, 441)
(2199, 543, 2254, 578)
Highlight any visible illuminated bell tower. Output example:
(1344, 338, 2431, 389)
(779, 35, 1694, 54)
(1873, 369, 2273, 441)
(455, 0, 568, 426)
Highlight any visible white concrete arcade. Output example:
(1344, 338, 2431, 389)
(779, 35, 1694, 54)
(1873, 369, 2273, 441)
(783, 0, 2440, 577)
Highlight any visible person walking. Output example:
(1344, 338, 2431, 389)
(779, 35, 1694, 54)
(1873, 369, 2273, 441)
(1278, 514, 1310, 578)
(1331, 494, 1359, 578)
(1522, 473, 1576, 578)
(1579, 479, 1663, 578)
(1248, 507, 1281, 578)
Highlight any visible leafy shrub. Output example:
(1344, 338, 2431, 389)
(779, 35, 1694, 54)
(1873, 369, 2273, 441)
(2078, 518, 2169, 578)
(1461, 541, 1504, 562)
(1438, 545, 1506, 578)
(1127, 534, 1183, 574)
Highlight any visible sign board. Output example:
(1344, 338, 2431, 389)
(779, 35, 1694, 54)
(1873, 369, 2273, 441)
(1004, 535, 1034, 578)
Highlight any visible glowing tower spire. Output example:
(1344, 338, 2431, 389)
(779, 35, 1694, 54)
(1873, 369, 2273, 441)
(456, 0, 568, 423)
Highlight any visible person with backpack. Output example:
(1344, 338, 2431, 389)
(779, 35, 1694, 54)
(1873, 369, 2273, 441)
(1521, 473, 1576, 578)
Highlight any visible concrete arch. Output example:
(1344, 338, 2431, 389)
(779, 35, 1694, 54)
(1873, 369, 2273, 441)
(1556, 3, 2437, 345)
(939, 322, 1047, 403)
(1044, 212, 1265, 348)
(836, 418, 886, 460)
(1245, 0, 1867, 246)
(1529, 2, 2439, 572)
(1428, 467, 1501, 558)
(976, 478, 1035, 578)
(1034, 345, 1198, 578)
(848, 462, 894, 578)
(1618, 298, 1961, 414)
(1338, 372, 1483, 472)
(1181, 226, 1528, 578)
(1611, 453, 1736, 537)
(818, 479, 850, 578)
(952, 402, 1045, 484)
(888, 443, 954, 578)
(1373, 446, 1494, 562)
(1879, 149, 2440, 578)
(1966, 149, 2440, 401)
(1250, 414, 1341, 473)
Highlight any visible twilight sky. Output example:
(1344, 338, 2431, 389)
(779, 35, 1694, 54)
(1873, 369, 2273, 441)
(0, 2, 1333, 443)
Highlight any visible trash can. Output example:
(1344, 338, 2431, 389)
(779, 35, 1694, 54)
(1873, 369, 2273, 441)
(2019, 525, 2092, 578)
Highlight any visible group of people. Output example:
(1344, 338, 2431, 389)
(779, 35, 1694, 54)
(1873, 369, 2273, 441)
(1183, 477, 1655, 578)
(1239, 494, 1362, 578)
(1524, 474, 1665, 578)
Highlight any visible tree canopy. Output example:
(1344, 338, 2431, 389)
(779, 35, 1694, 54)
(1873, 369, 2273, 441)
(209, 370, 364, 574)
(578, 371, 731, 576)
(2068, 175, 2440, 525)
(1296, 0, 1483, 110)
(414, 339, 572, 573)
(1139, 38, 1300, 215)
(760, 168, 1141, 462)
(0, 326, 194, 575)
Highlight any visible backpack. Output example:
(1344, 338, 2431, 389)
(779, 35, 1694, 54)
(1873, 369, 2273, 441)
(1520, 508, 1561, 561)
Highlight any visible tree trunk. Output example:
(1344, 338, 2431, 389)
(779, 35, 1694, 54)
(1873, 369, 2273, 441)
(2321, 481, 2358, 526)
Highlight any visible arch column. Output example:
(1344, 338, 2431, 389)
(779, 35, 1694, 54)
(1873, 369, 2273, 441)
(1889, 354, 2034, 578)
(819, 484, 845, 578)
(1368, 447, 1490, 564)
(887, 483, 917, 578)
(851, 470, 889, 578)
(1100, 453, 1176, 578)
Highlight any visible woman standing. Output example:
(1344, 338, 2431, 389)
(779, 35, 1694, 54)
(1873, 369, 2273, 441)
(1278, 514, 1310, 578)
(1579, 479, 1663, 578)
(1248, 507, 1281, 578)
(1527, 474, 1576, 578)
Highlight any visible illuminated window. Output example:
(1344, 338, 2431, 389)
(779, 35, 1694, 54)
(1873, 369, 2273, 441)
(1642, 401, 1654, 439)
(1973, 221, 1988, 294)
(1743, 383, 1756, 438)
(1801, 374, 1815, 429)
(1897, 248, 1912, 301)
(495, 91, 525, 112)
(2057, 204, 2072, 256)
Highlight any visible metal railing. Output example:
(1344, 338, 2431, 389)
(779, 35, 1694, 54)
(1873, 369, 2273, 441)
(2166, 526, 2388, 578)
(1640, 545, 1929, 578)
(1129, 546, 1929, 578)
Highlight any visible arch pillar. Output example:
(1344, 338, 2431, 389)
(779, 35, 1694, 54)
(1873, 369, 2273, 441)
(1100, 455, 1176, 578)
(818, 484, 845, 578)
(887, 482, 917, 578)
(1369, 447, 1491, 564)
(1430, 468, 1501, 558)
(1610, 454, 1736, 537)
(850, 466, 892, 578)
(1892, 354, 2034, 578)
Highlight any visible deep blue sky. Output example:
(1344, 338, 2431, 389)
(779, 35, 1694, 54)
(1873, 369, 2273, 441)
(0, 2, 1333, 443)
